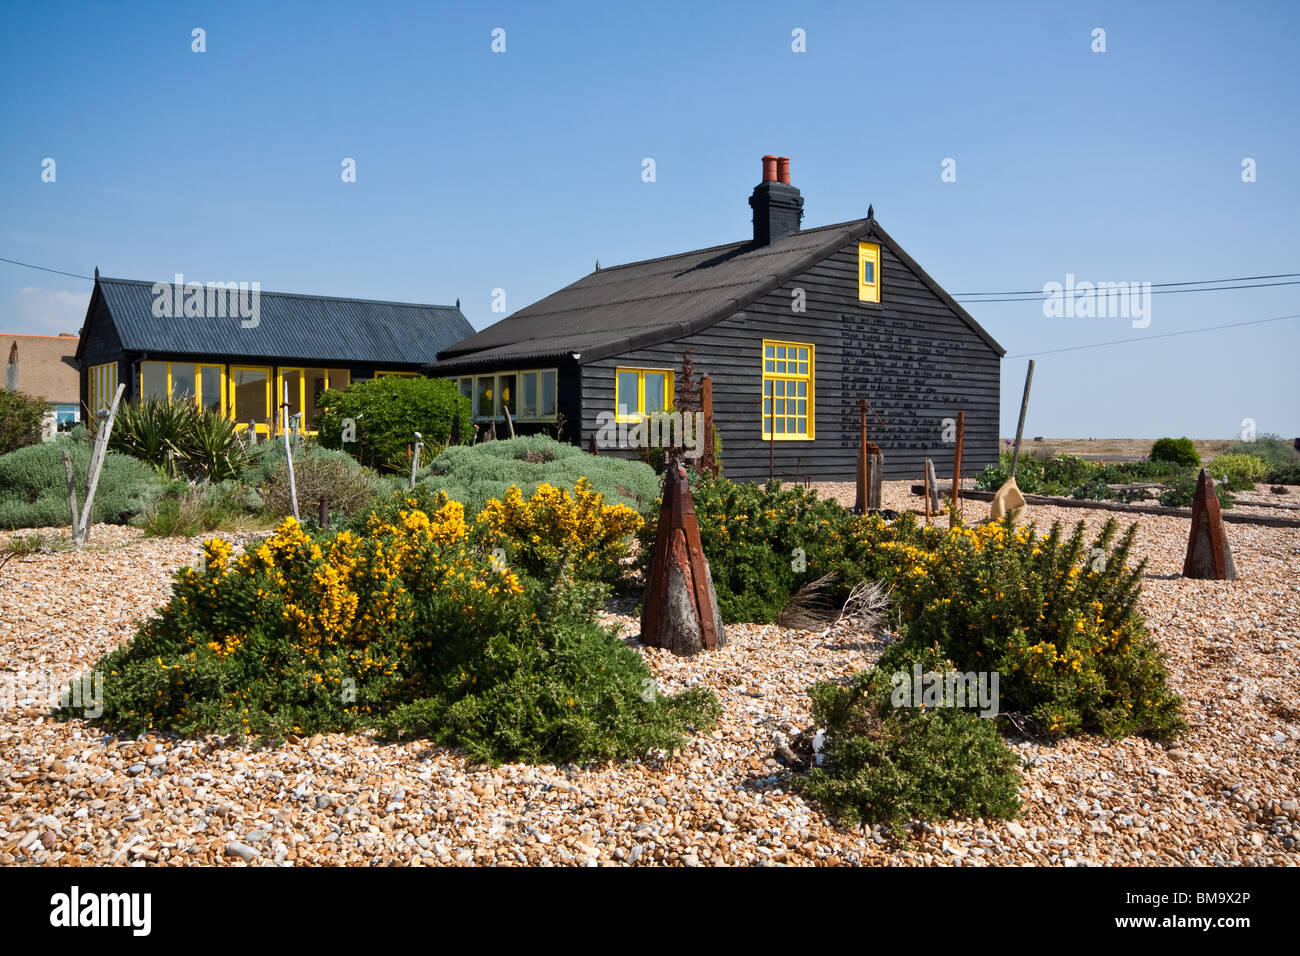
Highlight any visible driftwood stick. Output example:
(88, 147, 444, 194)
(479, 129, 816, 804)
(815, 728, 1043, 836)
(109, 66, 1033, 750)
(1009, 360, 1035, 479)
(949, 411, 965, 529)
(62, 448, 81, 545)
(78, 383, 125, 545)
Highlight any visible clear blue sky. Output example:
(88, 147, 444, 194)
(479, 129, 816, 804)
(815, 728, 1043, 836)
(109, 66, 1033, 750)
(2, 0, 1296, 439)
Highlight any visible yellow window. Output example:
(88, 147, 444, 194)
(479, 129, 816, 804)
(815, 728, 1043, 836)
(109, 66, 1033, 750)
(615, 368, 673, 423)
(230, 366, 272, 435)
(858, 242, 880, 303)
(87, 362, 118, 415)
(762, 340, 813, 440)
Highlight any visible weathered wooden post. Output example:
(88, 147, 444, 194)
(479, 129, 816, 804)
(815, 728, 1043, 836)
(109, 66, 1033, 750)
(949, 411, 965, 529)
(925, 458, 940, 519)
(856, 401, 868, 513)
(641, 458, 726, 656)
(1183, 470, 1237, 580)
(700, 375, 718, 478)
(73, 383, 125, 546)
(503, 405, 516, 438)
(62, 449, 80, 540)
(588, 432, 599, 456)
(409, 431, 424, 490)
(318, 494, 329, 529)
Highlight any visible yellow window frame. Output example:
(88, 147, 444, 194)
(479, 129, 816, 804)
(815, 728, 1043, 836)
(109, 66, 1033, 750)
(87, 362, 118, 415)
(858, 241, 880, 303)
(139, 361, 225, 413)
(615, 367, 674, 423)
(229, 365, 273, 436)
(762, 340, 814, 440)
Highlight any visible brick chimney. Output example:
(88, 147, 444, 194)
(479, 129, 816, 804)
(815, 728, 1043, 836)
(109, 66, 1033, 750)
(749, 155, 803, 246)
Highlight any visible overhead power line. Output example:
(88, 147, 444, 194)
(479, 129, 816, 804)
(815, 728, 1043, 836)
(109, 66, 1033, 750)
(955, 272, 1300, 297)
(960, 279, 1300, 303)
(0, 256, 94, 281)
(1005, 313, 1300, 359)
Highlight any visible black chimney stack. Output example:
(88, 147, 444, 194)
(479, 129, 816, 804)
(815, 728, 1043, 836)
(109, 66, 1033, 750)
(749, 154, 803, 247)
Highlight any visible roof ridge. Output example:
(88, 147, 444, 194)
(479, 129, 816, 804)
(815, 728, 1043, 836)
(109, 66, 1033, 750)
(595, 218, 868, 274)
(96, 276, 462, 313)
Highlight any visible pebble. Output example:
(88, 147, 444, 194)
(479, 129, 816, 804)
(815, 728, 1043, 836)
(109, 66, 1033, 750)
(1, 497, 1297, 868)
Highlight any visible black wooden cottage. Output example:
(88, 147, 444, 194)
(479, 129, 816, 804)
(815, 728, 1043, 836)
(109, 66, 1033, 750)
(433, 156, 1004, 481)
(77, 275, 473, 437)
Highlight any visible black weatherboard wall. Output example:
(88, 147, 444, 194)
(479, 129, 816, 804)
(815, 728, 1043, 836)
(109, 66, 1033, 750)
(582, 234, 1000, 481)
(433, 156, 1004, 482)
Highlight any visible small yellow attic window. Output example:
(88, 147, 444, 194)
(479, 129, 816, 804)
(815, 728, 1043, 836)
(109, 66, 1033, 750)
(858, 242, 880, 303)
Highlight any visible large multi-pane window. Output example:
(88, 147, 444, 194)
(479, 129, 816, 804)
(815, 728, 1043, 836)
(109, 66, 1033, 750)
(139, 361, 224, 414)
(762, 340, 813, 440)
(458, 369, 558, 422)
(615, 368, 673, 422)
(87, 362, 118, 414)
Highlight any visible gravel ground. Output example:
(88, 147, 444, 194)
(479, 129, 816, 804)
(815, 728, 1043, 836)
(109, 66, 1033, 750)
(1, 484, 1297, 867)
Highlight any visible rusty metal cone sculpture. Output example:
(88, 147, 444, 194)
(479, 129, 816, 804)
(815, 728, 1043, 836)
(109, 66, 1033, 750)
(641, 458, 726, 656)
(1183, 469, 1237, 581)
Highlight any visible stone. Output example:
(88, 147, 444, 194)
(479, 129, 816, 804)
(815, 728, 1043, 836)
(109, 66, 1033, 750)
(223, 842, 260, 862)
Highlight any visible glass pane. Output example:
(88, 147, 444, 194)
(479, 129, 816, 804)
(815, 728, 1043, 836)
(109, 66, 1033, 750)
(796, 380, 806, 396)
(798, 348, 808, 361)
(541, 369, 557, 417)
(141, 361, 167, 401)
(644, 373, 667, 414)
(170, 364, 196, 403)
(764, 360, 774, 372)
(763, 380, 772, 395)
(476, 377, 494, 419)
(233, 368, 269, 424)
(799, 362, 808, 375)
(199, 366, 223, 414)
(304, 368, 328, 429)
(460, 377, 473, 399)
(797, 417, 807, 433)
(521, 372, 538, 419)
(797, 399, 807, 415)
(776, 346, 786, 359)
(280, 370, 302, 428)
(762, 398, 771, 415)
(863, 260, 875, 283)
(775, 417, 786, 434)
(617, 371, 640, 417)
(497, 373, 515, 416)
(764, 345, 774, 358)
(327, 369, 350, 392)
(763, 416, 771, 434)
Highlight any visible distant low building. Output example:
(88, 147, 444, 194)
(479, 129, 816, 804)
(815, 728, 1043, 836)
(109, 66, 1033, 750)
(76, 275, 473, 437)
(3, 332, 81, 436)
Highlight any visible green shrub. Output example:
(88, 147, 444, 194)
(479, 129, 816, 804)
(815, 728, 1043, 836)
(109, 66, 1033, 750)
(1150, 437, 1200, 468)
(0, 438, 166, 529)
(260, 452, 380, 521)
(0, 388, 47, 456)
(1207, 453, 1269, 491)
(645, 477, 856, 623)
(316, 376, 471, 472)
(876, 516, 1185, 740)
(420, 435, 660, 515)
(796, 647, 1022, 826)
(68, 504, 717, 763)
(106, 399, 249, 481)
(1223, 435, 1300, 485)
(1159, 471, 1234, 509)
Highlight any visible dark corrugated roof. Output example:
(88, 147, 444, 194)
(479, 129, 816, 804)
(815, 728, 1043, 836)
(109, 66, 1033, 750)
(432, 217, 1003, 373)
(93, 277, 474, 365)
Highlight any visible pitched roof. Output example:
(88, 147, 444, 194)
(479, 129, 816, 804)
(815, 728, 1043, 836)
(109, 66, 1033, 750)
(433, 217, 1004, 373)
(2, 333, 79, 404)
(82, 277, 474, 366)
